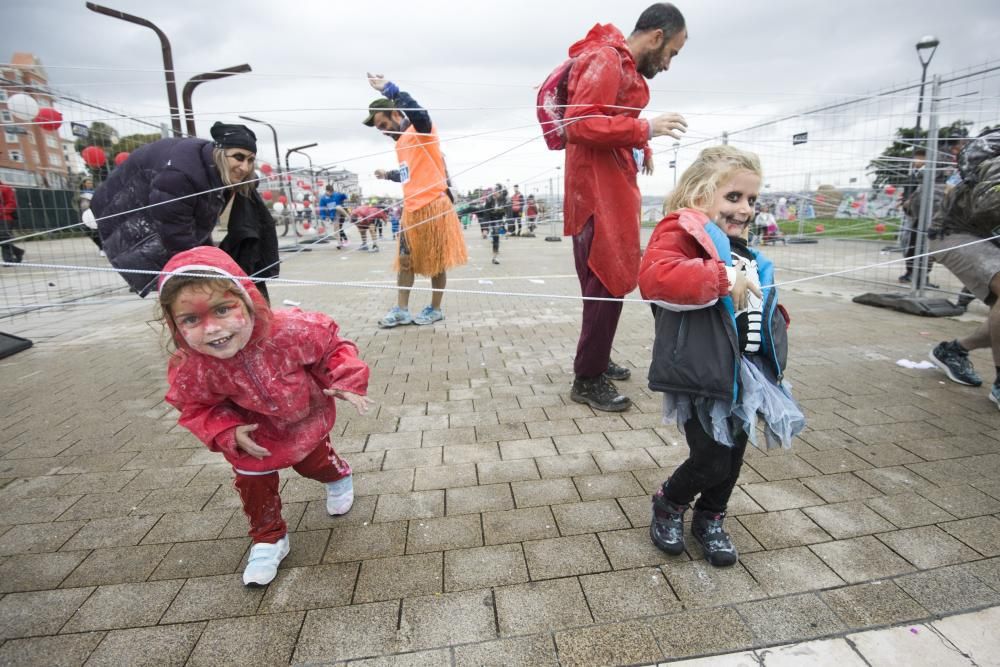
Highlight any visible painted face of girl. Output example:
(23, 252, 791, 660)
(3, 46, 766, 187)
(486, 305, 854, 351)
(705, 170, 761, 237)
(171, 284, 253, 359)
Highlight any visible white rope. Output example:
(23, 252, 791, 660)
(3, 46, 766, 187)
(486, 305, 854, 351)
(5, 232, 996, 301)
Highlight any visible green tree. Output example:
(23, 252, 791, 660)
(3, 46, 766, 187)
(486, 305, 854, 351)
(866, 120, 972, 189)
(116, 132, 161, 154)
(73, 121, 116, 153)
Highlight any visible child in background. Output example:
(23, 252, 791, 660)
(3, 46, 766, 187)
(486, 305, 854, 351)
(638, 146, 805, 567)
(160, 246, 371, 586)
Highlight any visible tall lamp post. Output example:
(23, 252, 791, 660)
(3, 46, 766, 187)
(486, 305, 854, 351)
(85, 3, 182, 136)
(238, 114, 282, 193)
(915, 35, 939, 131)
(286, 143, 318, 239)
(287, 144, 318, 195)
(182, 64, 252, 136)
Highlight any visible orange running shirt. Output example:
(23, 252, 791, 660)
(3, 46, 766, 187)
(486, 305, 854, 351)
(394, 123, 449, 212)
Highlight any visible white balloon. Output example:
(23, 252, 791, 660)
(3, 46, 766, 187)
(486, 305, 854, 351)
(778, 197, 787, 205)
(272, 202, 285, 213)
(7, 93, 39, 122)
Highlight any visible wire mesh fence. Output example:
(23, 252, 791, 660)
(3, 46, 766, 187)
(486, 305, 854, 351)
(1, 57, 998, 325)
(674, 59, 1000, 300)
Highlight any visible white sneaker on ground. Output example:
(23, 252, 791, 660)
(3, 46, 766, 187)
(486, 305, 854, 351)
(242, 534, 289, 586)
(326, 475, 354, 515)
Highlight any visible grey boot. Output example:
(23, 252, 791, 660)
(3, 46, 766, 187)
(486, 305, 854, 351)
(692, 509, 738, 567)
(650, 489, 687, 555)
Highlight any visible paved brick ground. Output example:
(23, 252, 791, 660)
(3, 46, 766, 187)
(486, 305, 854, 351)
(1, 227, 999, 666)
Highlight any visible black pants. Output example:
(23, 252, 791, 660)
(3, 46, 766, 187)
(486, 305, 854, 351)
(490, 221, 500, 253)
(662, 416, 749, 513)
(0, 227, 23, 263)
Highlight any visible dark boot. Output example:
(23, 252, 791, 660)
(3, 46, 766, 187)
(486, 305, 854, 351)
(692, 509, 738, 567)
(570, 375, 631, 412)
(650, 489, 687, 555)
(604, 360, 631, 381)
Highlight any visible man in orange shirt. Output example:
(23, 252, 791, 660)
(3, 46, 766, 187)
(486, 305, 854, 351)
(365, 74, 468, 327)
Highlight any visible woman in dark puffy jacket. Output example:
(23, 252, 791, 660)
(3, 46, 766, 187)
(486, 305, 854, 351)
(91, 122, 278, 298)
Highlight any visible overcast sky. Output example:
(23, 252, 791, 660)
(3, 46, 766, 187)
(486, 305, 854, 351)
(3, 0, 999, 199)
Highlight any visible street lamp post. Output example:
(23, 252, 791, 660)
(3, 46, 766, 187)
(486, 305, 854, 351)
(238, 114, 282, 193)
(286, 143, 318, 239)
(287, 145, 317, 195)
(86, 3, 182, 136)
(182, 64, 252, 136)
(915, 35, 939, 131)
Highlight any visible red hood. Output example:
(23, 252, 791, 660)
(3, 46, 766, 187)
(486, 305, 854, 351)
(159, 246, 272, 351)
(568, 23, 633, 62)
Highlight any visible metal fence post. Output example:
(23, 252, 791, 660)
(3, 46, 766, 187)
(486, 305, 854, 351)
(912, 75, 941, 299)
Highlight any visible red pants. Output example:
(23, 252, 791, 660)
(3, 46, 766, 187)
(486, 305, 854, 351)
(233, 438, 351, 543)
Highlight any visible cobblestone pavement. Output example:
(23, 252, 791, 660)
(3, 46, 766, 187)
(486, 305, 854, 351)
(1, 227, 999, 666)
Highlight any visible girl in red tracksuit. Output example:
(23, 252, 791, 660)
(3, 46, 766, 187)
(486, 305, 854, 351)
(160, 246, 371, 587)
(639, 146, 804, 568)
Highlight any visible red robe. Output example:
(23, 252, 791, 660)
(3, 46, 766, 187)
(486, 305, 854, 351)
(563, 23, 652, 297)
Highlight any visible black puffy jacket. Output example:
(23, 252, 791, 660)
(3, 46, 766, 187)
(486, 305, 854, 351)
(92, 138, 226, 295)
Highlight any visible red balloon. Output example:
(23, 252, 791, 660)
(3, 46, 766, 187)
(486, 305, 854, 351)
(302, 184, 312, 190)
(875, 223, 887, 233)
(303, 221, 311, 230)
(851, 201, 861, 209)
(316, 180, 325, 187)
(885, 185, 896, 195)
(34, 107, 63, 132)
(303, 200, 311, 207)
(81, 146, 106, 168)
(317, 226, 326, 234)
(261, 191, 273, 201)
(815, 195, 825, 203)
(114, 152, 130, 166)
(815, 224, 825, 233)
(278, 195, 287, 204)
(259, 162, 273, 176)
(297, 180, 305, 187)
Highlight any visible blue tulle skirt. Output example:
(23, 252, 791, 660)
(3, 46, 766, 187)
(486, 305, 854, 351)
(661, 355, 806, 449)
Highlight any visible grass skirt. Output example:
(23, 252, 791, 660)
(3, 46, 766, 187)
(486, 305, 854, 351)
(396, 195, 469, 277)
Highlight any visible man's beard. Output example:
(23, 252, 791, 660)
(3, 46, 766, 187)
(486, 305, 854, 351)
(636, 43, 667, 79)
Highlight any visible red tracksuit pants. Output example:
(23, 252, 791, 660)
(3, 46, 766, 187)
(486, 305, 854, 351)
(233, 438, 351, 543)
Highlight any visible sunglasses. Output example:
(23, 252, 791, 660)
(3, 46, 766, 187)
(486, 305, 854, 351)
(226, 152, 255, 164)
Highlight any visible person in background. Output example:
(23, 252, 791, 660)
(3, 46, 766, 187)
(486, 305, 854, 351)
(562, 2, 689, 411)
(91, 122, 279, 299)
(365, 73, 468, 328)
(0, 178, 24, 264)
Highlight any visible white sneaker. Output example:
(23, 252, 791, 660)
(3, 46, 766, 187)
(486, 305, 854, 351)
(326, 475, 354, 515)
(242, 535, 289, 586)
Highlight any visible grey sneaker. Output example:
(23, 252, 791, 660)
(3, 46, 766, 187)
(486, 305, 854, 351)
(991, 383, 1000, 411)
(413, 306, 444, 326)
(379, 306, 412, 328)
(930, 340, 982, 386)
(650, 489, 687, 555)
(692, 510, 738, 567)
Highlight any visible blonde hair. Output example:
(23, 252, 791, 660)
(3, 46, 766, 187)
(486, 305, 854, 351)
(212, 147, 255, 197)
(665, 145, 762, 215)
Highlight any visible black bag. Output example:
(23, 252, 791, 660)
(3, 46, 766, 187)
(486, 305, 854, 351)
(958, 128, 1000, 184)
